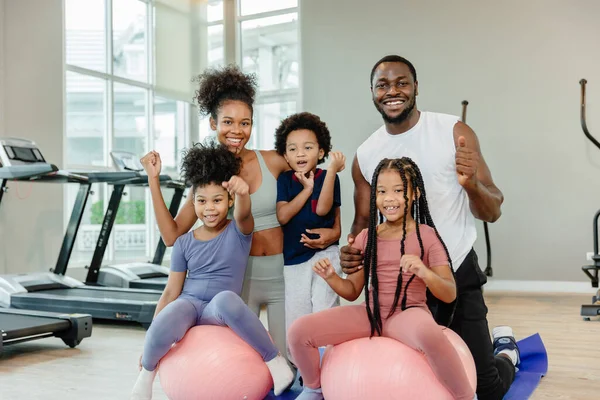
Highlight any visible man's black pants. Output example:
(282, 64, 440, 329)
(436, 249, 516, 400)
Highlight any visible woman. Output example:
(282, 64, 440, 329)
(140, 65, 341, 361)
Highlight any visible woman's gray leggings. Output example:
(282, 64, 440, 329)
(241, 254, 287, 361)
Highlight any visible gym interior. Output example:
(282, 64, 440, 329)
(0, 0, 599, 399)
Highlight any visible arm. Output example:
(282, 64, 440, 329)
(276, 171, 314, 225)
(223, 176, 254, 235)
(153, 237, 187, 318)
(149, 178, 197, 246)
(153, 271, 186, 318)
(400, 235, 456, 303)
(339, 156, 370, 274)
(276, 188, 313, 225)
(453, 122, 504, 222)
(233, 191, 253, 235)
(315, 170, 337, 216)
(421, 265, 456, 304)
(299, 206, 342, 249)
(331, 207, 341, 240)
(316, 152, 346, 216)
(262, 149, 292, 179)
(313, 258, 365, 301)
(141, 151, 197, 246)
(350, 155, 371, 236)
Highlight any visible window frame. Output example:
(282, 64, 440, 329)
(63, 0, 194, 265)
(63, 0, 301, 265)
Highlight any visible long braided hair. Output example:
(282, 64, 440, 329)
(363, 157, 457, 337)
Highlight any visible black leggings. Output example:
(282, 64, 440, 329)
(437, 249, 516, 400)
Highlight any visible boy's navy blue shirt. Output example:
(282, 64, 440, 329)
(276, 168, 341, 265)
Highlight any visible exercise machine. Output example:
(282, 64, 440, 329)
(0, 138, 162, 329)
(461, 101, 493, 277)
(85, 151, 186, 291)
(578, 79, 600, 320)
(1, 308, 92, 352)
(0, 138, 92, 350)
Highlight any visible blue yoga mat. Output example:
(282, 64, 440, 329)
(503, 333, 548, 400)
(266, 334, 548, 399)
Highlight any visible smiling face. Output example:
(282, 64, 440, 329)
(375, 168, 415, 224)
(283, 129, 324, 174)
(193, 183, 234, 230)
(211, 100, 253, 155)
(371, 62, 418, 124)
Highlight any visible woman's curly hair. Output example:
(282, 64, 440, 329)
(193, 64, 257, 119)
(274, 112, 332, 164)
(181, 139, 242, 192)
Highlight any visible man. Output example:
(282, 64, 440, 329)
(340, 55, 518, 400)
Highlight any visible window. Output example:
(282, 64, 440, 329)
(65, 72, 106, 167)
(198, 1, 225, 142)
(113, 0, 148, 82)
(65, 0, 301, 265)
(199, 1, 299, 147)
(64, 0, 199, 266)
(240, 3, 299, 150)
(65, 0, 106, 72)
(240, 0, 297, 17)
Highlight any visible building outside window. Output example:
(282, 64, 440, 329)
(64, 0, 298, 266)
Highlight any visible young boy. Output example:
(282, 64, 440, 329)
(274, 112, 345, 361)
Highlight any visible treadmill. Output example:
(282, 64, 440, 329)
(85, 151, 187, 291)
(1, 308, 91, 352)
(0, 138, 162, 329)
(0, 138, 93, 351)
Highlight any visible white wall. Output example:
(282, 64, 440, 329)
(300, 0, 600, 283)
(0, 0, 64, 274)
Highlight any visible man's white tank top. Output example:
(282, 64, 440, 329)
(356, 111, 476, 270)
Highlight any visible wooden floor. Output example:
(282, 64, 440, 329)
(1, 293, 599, 400)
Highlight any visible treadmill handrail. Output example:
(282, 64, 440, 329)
(580, 79, 600, 150)
(0, 164, 60, 180)
(107, 173, 173, 186)
(84, 175, 185, 284)
(76, 171, 139, 183)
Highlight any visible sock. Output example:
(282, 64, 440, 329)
(492, 326, 519, 366)
(295, 386, 324, 400)
(130, 367, 157, 400)
(265, 354, 295, 396)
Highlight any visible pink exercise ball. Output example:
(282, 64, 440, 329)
(320, 328, 476, 400)
(158, 326, 273, 400)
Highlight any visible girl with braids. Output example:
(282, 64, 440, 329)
(131, 141, 294, 400)
(287, 157, 475, 400)
(139, 65, 341, 366)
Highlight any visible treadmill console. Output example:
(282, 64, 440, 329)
(110, 151, 144, 173)
(0, 138, 47, 167)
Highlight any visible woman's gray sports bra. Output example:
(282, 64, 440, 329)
(249, 150, 280, 232)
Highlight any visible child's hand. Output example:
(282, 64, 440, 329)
(139, 151, 162, 178)
(295, 171, 314, 191)
(400, 255, 430, 280)
(328, 151, 346, 173)
(313, 258, 337, 281)
(222, 175, 249, 196)
(138, 354, 142, 371)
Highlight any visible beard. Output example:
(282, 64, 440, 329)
(373, 95, 416, 124)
